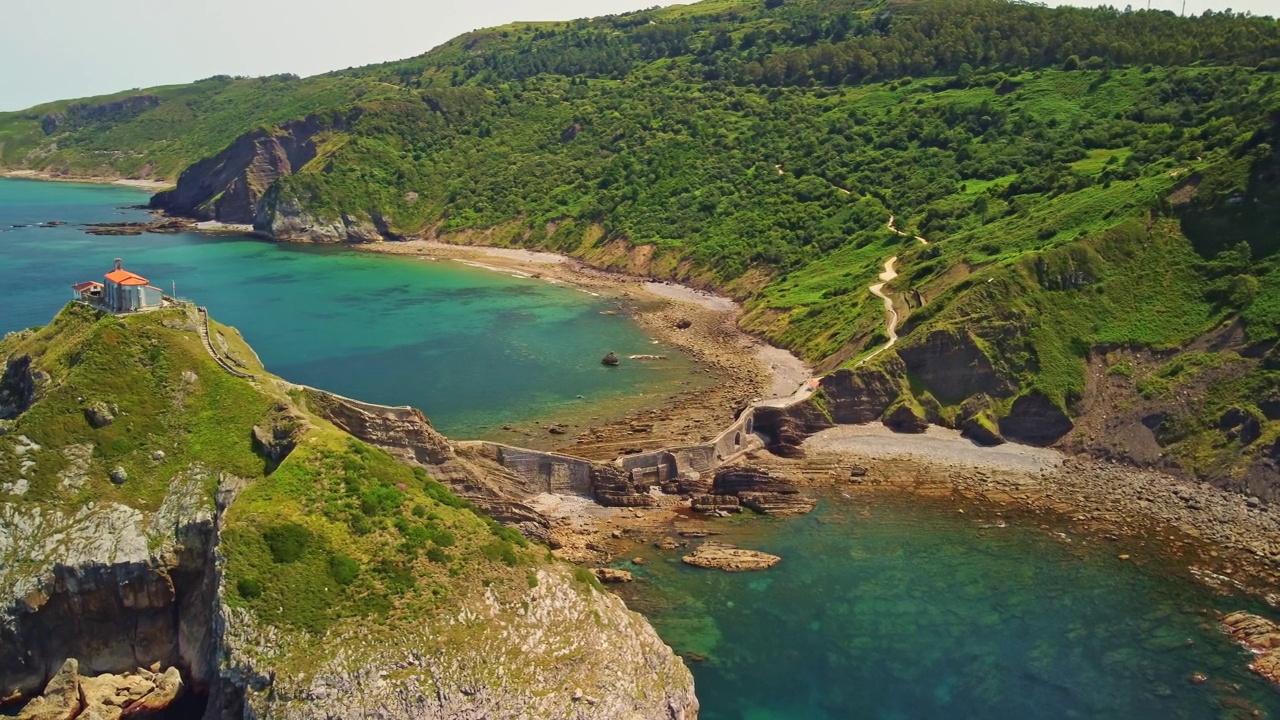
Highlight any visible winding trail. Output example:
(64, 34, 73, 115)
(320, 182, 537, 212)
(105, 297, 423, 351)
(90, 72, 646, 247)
(857, 215, 932, 366)
(887, 214, 929, 245)
(859, 257, 901, 366)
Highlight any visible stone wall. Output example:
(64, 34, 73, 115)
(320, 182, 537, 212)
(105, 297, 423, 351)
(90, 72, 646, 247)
(471, 443, 596, 496)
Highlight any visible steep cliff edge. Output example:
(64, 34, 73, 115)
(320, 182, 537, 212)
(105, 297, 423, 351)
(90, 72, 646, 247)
(0, 304, 697, 719)
(150, 116, 332, 225)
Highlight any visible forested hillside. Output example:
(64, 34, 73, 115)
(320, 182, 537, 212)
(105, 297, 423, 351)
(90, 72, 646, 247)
(2, 0, 1279, 487)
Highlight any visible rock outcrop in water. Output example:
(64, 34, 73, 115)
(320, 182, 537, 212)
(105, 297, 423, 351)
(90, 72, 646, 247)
(681, 542, 780, 572)
(1223, 612, 1280, 686)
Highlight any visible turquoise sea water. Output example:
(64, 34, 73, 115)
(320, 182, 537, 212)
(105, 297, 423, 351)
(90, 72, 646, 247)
(0, 178, 700, 438)
(619, 495, 1280, 719)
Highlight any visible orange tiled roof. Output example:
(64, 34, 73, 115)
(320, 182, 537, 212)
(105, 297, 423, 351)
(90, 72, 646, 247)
(105, 268, 148, 286)
(71, 281, 103, 291)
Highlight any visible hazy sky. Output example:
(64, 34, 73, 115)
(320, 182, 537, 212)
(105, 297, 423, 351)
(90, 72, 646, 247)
(2, 0, 1274, 111)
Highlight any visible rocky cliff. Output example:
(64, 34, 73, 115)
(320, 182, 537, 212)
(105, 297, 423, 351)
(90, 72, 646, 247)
(0, 304, 697, 720)
(148, 114, 396, 243)
(151, 116, 332, 226)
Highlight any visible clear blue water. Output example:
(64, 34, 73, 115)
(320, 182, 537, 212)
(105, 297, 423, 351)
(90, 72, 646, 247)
(0, 178, 701, 438)
(619, 495, 1280, 719)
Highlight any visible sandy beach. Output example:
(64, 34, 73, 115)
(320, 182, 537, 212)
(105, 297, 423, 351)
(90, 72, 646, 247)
(1, 169, 173, 191)
(356, 238, 812, 458)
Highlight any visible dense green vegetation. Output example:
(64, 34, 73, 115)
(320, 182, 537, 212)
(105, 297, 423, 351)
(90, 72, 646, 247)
(2, 0, 1278, 480)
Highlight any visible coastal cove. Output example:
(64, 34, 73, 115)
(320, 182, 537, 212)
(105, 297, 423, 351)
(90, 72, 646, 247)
(10, 178, 1280, 720)
(0, 178, 709, 440)
(617, 491, 1280, 720)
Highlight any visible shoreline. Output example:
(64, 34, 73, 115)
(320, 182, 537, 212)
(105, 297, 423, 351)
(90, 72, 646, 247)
(356, 238, 813, 458)
(33, 205, 1280, 604)
(1, 169, 173, 191)
(308, 238, 1280, 605)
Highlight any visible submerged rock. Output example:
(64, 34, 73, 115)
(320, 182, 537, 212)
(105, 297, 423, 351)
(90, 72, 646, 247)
(601, 351, 620, 367)
(682, 542, 780, 572)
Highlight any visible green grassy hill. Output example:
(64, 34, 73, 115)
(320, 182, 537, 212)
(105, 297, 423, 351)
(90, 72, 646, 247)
(2, 0, 1279, 485)
(0, 305, 697, 716)
(0, 304, 542, 634)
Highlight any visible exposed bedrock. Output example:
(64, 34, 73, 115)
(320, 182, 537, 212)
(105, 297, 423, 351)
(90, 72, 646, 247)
(0, 467, 226, 706)
(999, 389, 1075, 446)
(151, 116, 333, 225)
(752, 399, 834, 458)
(298, 388, 549, 525)
(817, 359, 904, 425)
(897, 329, 1011, 405)
(257, 191, 393, 244)
(0, 355, 47, 421)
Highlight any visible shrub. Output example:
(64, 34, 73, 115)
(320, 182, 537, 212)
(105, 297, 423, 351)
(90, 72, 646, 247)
(237, 577, 264, 599)
(426, 547, 451, 564)
(377, 561, 415, 593)
(488, 520, 528, 547)
(482, 540, 520, 566)
(430, 529, 456, 547)
(360, 485, 404, 515)
(329, 554, 359, 586)
(263, 523, 311, 563)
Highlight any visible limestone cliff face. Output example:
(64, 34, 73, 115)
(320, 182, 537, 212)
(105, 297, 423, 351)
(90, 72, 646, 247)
(0, 466, 222, 700)
(222, 567, 697, 720)
(151, 116, 332, 225)
(256, 189, 390, 243)
(148, 114, 396, 243)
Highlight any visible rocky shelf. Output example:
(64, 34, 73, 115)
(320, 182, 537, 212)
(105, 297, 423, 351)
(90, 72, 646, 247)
(682, 542, 781, 572)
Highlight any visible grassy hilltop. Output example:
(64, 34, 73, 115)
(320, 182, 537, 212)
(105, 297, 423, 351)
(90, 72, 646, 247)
(0, 304, 540, 634)
(2, 0, 1280, 483)
(0, 304, 696, 714)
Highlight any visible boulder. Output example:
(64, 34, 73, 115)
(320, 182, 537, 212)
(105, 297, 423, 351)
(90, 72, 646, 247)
(960, 414, 1005, 446)
(84, 401, 116, 428)
(591, 465, 656, 508)
(601, 352, 620, 367)
(1220, 407, 1263, 446)
(591, 568, 633, 583)
(710, 466, 813, 515)
(713, 465, 797, 495)
(109, 467, 128, 485)
(690, 494, 741, 513)
(655, 537, 682, 551)
(682, 543, 780, 572)
(16, 658, 81, 720)
(1261, 397, 1280, 421)
(674, 318, 693, 330)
